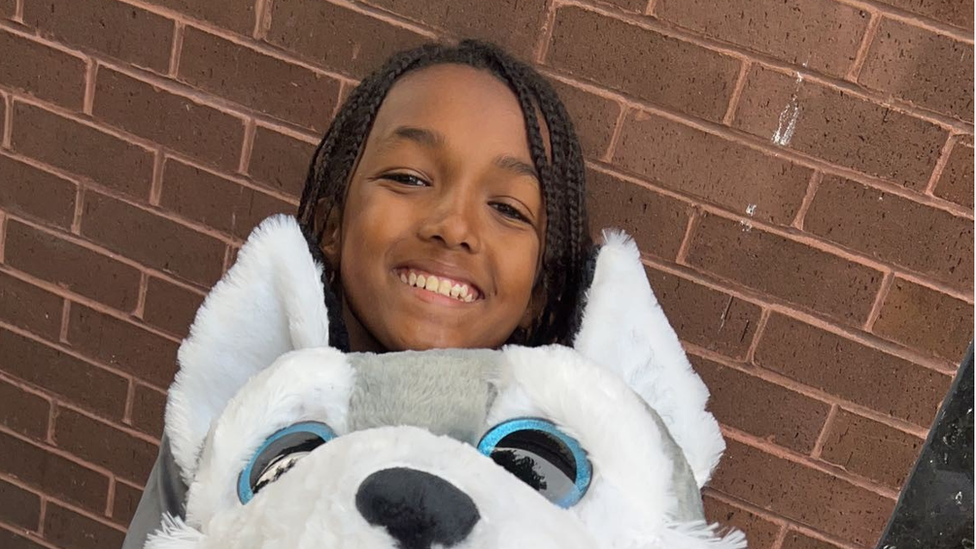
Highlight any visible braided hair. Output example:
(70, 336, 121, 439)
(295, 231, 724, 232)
(297, 39, 590, 349)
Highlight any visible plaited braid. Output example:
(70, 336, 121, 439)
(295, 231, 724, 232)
(297, 40, 590, 348)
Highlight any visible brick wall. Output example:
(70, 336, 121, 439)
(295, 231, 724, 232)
(0, 1, 971, 548)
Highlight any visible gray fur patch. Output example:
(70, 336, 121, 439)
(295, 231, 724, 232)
(347, 349, 499, 445)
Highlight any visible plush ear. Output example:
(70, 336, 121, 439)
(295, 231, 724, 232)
(165, 215, 331, 484)
(572, 230, 724, 487)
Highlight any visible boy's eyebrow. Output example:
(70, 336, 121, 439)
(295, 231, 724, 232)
(387, 125, 539, 181)
(493, 155, 539, 181)
(387, 126, 445, 148)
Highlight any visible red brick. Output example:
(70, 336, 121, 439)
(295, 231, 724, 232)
(860, 20, 973, 122)
(0, 0, 13, 18)
(613, 111, 812, 225)
(546, 7, 741, 122)
(0, 154, 76, 229)
(23, 0, 174, 74)
(0, 329, 129, 420)
(0, 271, 63, 340)
(0, 531, 45, 549)
(53, 406, 157, 483)
(0, 29, 85, 109)
(804, 176, 973, 291)
(80, 191, 226, 287)
(0, 477, 41, 531)
(160, 157, 294, 240)
(225, 245, 240, 273)
(92, 68, 245, 171)
(781, 531, 845, 549)
(65, 304, 178, 388)
(230, 186, 296, 241)
(755, 313, 952, 427)
(686, 214, 883, 325)
(142, 276, 204, 339)
(587, 169, 690, 260)
(703, 494, 781, 549)
(550, 80, 621, 160)
(603, 0, 646, 11)
(5, 220, 141, 311)
(178, 28, 340, 132)
(0, 430, 109, 512)
(43, 502, 124, 549)
(872, 0, 973, 30)
(111, 481, 143, 526)
(131, 383, 166, 439)
(935, 141, 974, 210)
(733, 65, 948, 189)
(266, 0, 428, 79)
(142, 0, 254, 35)
(11, 102, 154, 199)
(247, 126, 316, 197)
(645, 269, 762, 359)
(0, 378, 49, 441)
(873, 278, 974, 362)
(656, 0, 869, 78)
(693, 356, 830, 453)
(712, 440, 893, 546)
(820, 409, 923, 489)
(365, 0, 546, 60)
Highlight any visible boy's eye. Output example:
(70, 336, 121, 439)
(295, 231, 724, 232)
(491, 202, 530, 223)
(382, 172, 429, 187)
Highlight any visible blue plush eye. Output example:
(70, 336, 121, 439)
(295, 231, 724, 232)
(238, 421, 336, 504)
(477, 418, 591, 508)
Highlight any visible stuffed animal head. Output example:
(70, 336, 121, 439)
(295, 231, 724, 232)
(149, 215, 744, 549)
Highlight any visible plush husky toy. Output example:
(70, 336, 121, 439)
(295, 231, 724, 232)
(147, 215, 745, 549)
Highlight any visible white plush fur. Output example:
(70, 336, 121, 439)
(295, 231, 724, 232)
(156, 350, 744, 549)
(186, 347, 354, 527)
(166, 215, 330, 483)
(573, 230, 724, 487)
(156, 216, 744, 548)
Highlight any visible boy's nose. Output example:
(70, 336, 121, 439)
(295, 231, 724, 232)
(418, 199, 481, 252)
(355, 467, 480, 548)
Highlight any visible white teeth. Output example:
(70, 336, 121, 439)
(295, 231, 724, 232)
(399, 270, 477, 302)
(437, 278, 452, 296)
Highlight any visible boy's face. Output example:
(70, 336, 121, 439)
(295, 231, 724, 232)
(328, 64, 547, 351)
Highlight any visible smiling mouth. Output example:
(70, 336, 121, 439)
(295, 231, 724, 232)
(394, 268, 482, 303)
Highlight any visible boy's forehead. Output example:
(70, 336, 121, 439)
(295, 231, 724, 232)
(368, 63, 553, 160)
(383, 65, 523, 120)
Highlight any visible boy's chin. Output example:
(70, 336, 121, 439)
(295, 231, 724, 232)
(381, 323, 510, 352)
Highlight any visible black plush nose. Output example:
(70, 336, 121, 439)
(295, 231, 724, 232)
(355, 467, 480, 549)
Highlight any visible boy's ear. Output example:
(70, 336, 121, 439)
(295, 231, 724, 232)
(518, 281, 546, 331)
(316, 203, 342, 266)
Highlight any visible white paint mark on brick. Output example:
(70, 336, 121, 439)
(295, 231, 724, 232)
(772, 96, 800, 146)
(772, 70, 804, 147)
(746, 204, 757, 216)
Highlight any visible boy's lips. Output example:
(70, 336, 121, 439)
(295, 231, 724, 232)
(392, 264, 484, 303)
